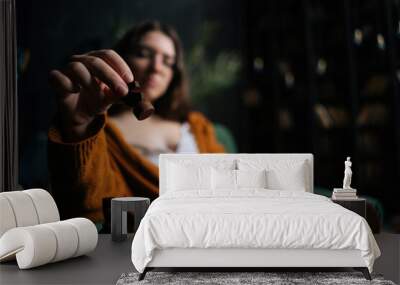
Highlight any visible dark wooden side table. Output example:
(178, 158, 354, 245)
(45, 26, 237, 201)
(331, 198, 366, 218)
(111, 197, 150, 242)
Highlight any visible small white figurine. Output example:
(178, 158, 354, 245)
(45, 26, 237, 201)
(343, 157, 353, 189)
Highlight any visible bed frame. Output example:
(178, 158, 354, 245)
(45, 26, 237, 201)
(141, 248, 370, 280)
(139, 154, 371, 280)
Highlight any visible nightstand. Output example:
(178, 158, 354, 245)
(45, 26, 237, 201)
(331, 198, 366, 218)
(111, 197, 150, 242)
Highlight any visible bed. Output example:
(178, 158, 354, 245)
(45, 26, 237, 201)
(131, 154, 381, 280)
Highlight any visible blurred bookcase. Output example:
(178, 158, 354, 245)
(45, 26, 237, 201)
(242, 0, 400, 217)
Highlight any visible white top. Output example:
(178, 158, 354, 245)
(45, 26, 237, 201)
(134, 123, 199, 166)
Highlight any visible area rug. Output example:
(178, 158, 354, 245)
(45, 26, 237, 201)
(116, 271, 396, 285)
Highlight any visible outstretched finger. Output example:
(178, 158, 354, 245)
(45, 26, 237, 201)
(63, 61, 98, 93)
(86, 49, 134, 83)
(70, 54, 128, 97)
(49, 69, 80, 96)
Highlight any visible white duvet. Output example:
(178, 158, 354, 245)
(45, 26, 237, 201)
(131, 190, 380, 273)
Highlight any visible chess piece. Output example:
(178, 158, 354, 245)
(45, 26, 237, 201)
(121, 81, 154, 120)
(343, 157, 353, 189)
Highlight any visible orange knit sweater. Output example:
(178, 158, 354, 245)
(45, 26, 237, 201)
(48, 111, 224, 222)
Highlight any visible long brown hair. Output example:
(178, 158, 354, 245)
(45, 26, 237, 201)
(111, 20, 191, 122)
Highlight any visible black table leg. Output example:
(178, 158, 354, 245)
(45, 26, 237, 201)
(138, 268, 148, 281)
(354, 267, 371, 280)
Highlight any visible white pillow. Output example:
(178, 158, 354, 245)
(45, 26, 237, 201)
(211, 169, 236, 190)
(166, 159, 236, 170)
(211, 169, 268, 190)
(237, 159, 308, 191)
(266, 168, 306, 191)
(236, 169, 267, 188)
(167, 162, 211, 191)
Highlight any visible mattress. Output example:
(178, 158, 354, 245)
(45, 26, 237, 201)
(131, 190, 380, 273)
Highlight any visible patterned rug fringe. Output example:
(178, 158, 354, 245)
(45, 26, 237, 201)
(116, 271, 395, 285)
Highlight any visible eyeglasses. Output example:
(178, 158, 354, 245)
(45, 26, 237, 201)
(131, 44, 176, 69)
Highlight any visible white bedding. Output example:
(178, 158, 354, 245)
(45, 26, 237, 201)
(131, 190, 380, 273)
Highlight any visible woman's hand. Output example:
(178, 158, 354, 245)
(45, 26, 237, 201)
(49, 49, 133, 141)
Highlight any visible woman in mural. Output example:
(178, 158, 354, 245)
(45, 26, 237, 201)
(48, 21, 224, 222)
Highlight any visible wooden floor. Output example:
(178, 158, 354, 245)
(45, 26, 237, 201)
(373, 233, 400, 284)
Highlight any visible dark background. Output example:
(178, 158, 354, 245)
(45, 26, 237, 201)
(16, 0, 400, 231)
